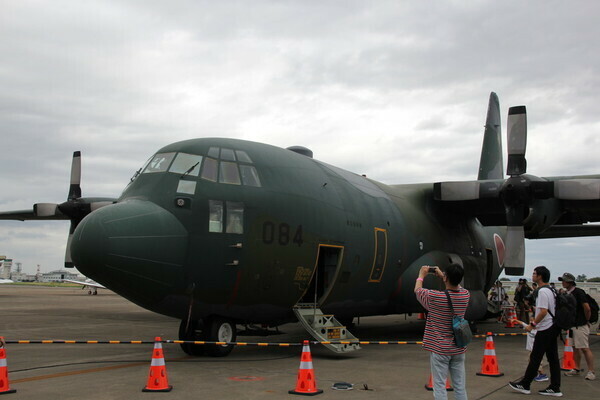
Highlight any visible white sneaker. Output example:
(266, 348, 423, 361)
(585, 371, 596, 380)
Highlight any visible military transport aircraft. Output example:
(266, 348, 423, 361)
(63, 278, 106, 295)
(1, 93, 599, 356)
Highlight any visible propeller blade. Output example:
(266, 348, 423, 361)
(33, 203, 60, 217)
(65, 222, 75, 268)
(68, 151, 82, 200)
(503, 226, 525, 275)
(554, 179, 600, 200)
(506, 106, 527, 176)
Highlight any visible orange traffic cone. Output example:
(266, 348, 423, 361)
(561, 335, 576, 371)
(424, 373, 453, 391)
(504, 307, 519, 328)
(476, 332, 504, 377)
(289, 340, 323, 396)
(0, 338, 16, 395)
(142, 337, 172, 392)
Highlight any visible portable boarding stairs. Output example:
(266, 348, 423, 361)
(293, 303, 361, 353)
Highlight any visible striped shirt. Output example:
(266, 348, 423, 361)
(415, 287, 470, 355)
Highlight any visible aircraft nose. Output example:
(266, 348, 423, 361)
(71, 200, 188, 300)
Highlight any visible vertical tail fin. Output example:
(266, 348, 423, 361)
(478, 92, 503, 180)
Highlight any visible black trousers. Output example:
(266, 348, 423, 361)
(522, 325, 561, 390)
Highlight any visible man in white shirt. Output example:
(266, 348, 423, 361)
(509, 266, 562, 397)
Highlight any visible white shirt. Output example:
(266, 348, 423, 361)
(535, 286, 556, 331)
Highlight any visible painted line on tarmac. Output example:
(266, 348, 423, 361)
(10, 356, 193, 384)
(11, 362, 148, 383)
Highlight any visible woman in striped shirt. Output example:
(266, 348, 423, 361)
(415, 263, 470, 400)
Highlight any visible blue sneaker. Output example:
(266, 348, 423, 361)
(534, 373, 549, 382)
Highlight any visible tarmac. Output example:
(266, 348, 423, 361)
(1, 285, 599, 399)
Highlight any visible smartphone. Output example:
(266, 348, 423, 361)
(428, 267, 437, 274)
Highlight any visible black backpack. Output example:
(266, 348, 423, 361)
(546, 287, 577, 330)
(586, 293, 599, 324)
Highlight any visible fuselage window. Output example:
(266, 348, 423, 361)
(239, 165, 261, 187)
(219, 161, 241, 185)
(226, 202, 244, 234)
(143, 152, 176, 174)
(235, 150, 253, 163)
(208, 200, 223, 232)
(169, 153, 203, 176)
(201, 158, 218, 182)
(177, 180, 196, 195)
(220, 148, 236, 161)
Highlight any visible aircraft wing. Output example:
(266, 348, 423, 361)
(434, 175, 600, 239)
(63, 279, 106, 289)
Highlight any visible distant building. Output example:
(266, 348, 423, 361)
(9, 271, 36, 282)
(0, 258, 12, 279)
(41, 270, 80, 282)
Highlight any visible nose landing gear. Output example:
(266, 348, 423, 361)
(179, 317, 237, 357)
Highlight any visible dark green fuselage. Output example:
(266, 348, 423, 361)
(71, 138, 503, 325)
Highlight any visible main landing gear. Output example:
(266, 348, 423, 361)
(179, 317, 237, 357)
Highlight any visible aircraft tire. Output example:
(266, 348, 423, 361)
(205, 317, 236, 357)
(178, 319, 206, 356)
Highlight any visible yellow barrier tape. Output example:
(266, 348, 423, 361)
(6, 332, 595, 346)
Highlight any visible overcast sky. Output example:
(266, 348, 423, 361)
(1, 1, 598, 280)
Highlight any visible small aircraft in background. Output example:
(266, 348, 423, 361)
(62, 278, 106, 295)
(0, 279, 14, 284)
(1, 92, 599, 356)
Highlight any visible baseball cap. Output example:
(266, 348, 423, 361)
(558, 272, 575, 282)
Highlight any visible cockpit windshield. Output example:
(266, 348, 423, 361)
(143, 153, 176, 174)
(128, 149, 262, 190)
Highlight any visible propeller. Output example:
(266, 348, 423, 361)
(500, 106, 529, 274)
(434, 98, 600, 275)
(33, 151, 115, 268)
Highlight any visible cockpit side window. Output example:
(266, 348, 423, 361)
(209, 200, 244, 234)
(208, 200, 223, 232)
(239, 165, 261, 187)
(142, 152, 176, 174)
(226, 202, 244, 234)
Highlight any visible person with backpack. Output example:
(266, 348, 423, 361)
(559, 272, 596, 381)
(509, 266, 562, 397)
(514, 278, 533, 324)
(415, 264, 470, 400)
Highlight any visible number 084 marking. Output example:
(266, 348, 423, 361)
(262, 222, 303, 246)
